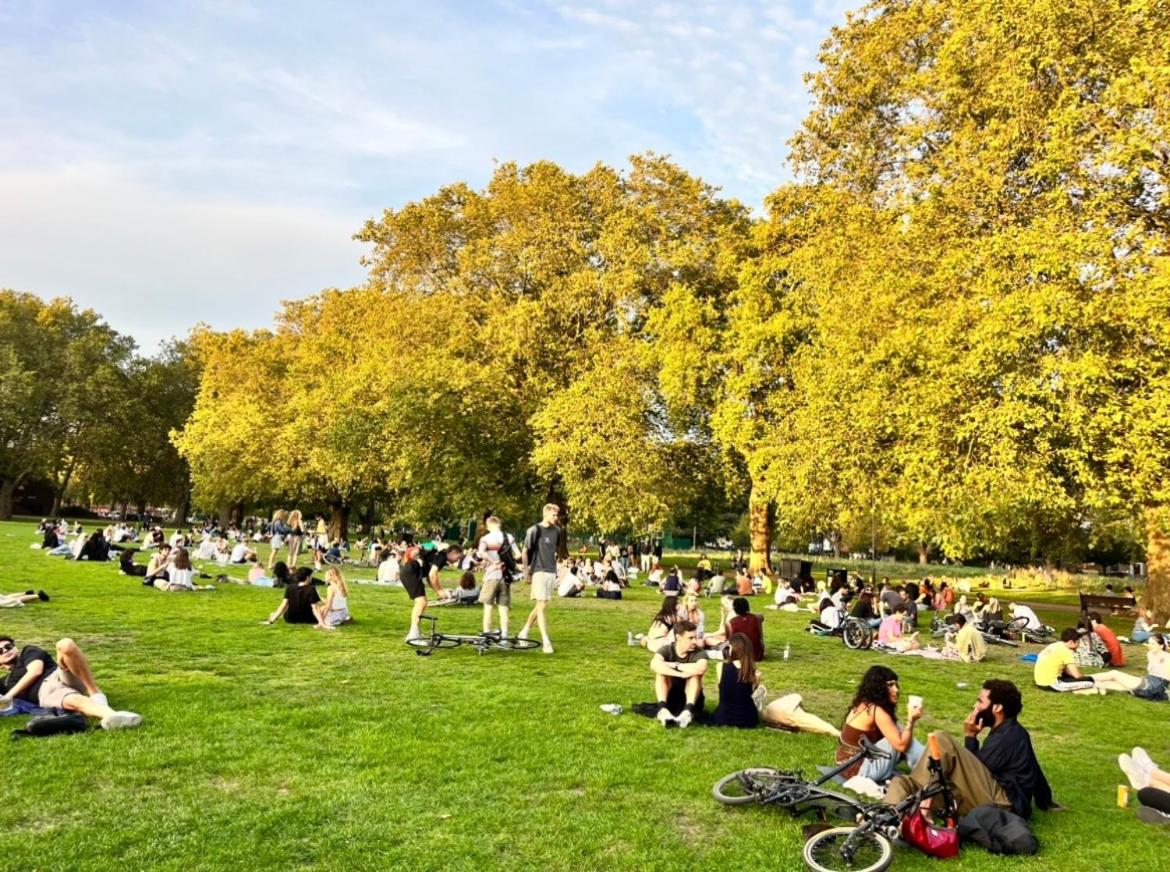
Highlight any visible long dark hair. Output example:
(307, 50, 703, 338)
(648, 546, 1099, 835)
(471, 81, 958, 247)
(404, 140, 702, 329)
(848, 664, 898, 720)
(653, 596, 679, 626)
(726, 632, 756, 684)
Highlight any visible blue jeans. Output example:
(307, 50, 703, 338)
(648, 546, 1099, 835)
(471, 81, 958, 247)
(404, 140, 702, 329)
(1133, 630, 1151, 643)
(858, 735, 925, 783)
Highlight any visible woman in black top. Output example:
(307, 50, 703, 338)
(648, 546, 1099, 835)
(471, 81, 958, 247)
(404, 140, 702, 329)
(712, 633, 760, 728)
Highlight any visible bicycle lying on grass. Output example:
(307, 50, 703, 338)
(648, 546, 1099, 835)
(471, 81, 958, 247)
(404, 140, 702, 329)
(406, 614, 540, 656)
(930, 614, 1030, 647)
(713, 735, 958, 872)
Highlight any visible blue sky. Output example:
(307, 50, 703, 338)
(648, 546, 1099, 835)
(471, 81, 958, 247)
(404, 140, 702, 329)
(0, 0, 853, 350)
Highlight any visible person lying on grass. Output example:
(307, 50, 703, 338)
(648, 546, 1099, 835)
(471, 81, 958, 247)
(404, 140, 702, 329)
(1119, 747, 1170, 825)
(0, 636, 142, 730)
(1033, 627, 1140, 693)
(884, 679, 1058, 819)
(0, 590, 50, 608)
(710, 633, 760, 728)
(649, 619, 708, 729)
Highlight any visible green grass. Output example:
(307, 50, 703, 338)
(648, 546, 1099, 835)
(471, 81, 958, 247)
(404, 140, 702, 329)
(0, 520, 1165, 871)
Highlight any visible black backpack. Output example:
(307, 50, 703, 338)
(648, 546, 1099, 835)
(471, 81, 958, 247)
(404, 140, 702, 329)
(12, 712, 88, 740)
(496, 532, 519, 579)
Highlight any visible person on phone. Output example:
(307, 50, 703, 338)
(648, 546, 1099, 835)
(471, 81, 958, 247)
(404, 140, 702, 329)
(884, 679, 1057, 819)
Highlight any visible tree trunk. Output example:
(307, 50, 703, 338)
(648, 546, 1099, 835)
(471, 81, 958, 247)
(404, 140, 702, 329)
(173, 488, 191, 528)
(50, 458, 77, 517)
(0, 478, 15, 521)
(748, 484, 773, 573)
(328, 500, 350, 542)
(918, 543, 930, 565)
(119, 499, 129, 521)
(1144, 507, 1170, 623)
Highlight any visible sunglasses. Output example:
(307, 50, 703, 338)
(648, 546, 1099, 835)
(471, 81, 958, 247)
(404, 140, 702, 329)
(0, 642, 14, 653)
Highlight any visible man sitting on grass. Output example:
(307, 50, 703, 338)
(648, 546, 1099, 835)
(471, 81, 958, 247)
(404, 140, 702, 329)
(0, 636, 142, 730)
(649, 620, 709, 729)
(1034, 628, 1138, 693)
(884, 679, 1056, 819)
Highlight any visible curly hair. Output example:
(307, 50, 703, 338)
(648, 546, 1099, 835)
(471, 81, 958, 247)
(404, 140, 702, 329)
(848, 664, 899, 720)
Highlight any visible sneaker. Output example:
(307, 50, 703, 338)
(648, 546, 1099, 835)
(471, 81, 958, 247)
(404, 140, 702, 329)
(1137, 806, 1170, 826)
(517, 628, 529, 641)
(404, 629, 422, 643)
(100, 711, 143, 730)
(37, 590, 49, 601)
(1133, 747, 1156, 772)
(542, 642, 554, 655)
(1119, 753, 1151, 790)
(675, 709, 693, 728)
(89, 692, 109, 709)
(656, 707, 674, 727)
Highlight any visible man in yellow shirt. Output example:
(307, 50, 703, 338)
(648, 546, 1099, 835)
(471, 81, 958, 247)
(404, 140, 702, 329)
(952, 614, 987, 663)
(1034, 628, 1139, 693)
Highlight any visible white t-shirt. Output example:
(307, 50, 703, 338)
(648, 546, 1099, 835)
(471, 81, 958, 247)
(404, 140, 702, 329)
(230, 543, 249, 563)
(557, 575, 582, 597)
(477, 530, 516, 582)
(1012, 605, 1041, 630)
(168, 568, 195, 590)
(820, 605, 843, 629)
(378, 556, 400, 583)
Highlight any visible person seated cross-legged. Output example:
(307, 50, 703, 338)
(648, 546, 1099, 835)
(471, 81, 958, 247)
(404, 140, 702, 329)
(649, 619, 708, 729)
(0, 636, 142, 730)
(1033, 628, 1140, 693)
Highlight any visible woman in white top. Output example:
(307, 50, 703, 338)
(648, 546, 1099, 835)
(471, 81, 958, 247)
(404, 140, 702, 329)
(377, 550, 400, 584)
(156, 548, 195, 591)
(314, 567, 351, 629)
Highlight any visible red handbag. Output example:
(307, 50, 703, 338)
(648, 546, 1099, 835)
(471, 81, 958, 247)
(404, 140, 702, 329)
(902, 810, 960, 859)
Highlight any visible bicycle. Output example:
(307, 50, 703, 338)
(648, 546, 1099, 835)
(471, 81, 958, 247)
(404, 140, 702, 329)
(841, 616, 874, 650)
(930, 614, 1029, 647)
(713, 734, 958, 872)
(406, 614, 540, 656)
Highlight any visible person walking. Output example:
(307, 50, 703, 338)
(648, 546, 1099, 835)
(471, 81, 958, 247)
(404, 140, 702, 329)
(518, 504, 565, 655)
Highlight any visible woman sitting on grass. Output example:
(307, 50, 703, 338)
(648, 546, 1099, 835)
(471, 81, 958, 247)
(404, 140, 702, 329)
(878, 603, 920, 651)
(153, 548, 202, 591)
(809, 597, 843, 633)
(835, 664, 924, 783)
(639, 597, 679, 651)
(1132, 608, 1158, 644)
(450, 571, 480, 604)
(711, 633, 760, 728)
(313, 567, 352, 629)
(118, 548, 147, 577)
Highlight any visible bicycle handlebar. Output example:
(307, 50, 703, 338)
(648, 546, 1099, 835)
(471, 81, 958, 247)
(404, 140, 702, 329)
(928, 733, 941, 761)
(859, 735, 892, 760)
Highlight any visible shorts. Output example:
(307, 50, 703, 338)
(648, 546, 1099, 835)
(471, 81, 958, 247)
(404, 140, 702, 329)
(530, 571, 557, 602)
(323, 607, 349, 627)
(402, 573, 427, 600)
(478, 575, 511, 607)
(38, 668, 86, 710)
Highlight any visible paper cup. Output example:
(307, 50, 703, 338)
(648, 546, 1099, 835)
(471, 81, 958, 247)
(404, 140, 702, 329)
(909, 695, 923, 711)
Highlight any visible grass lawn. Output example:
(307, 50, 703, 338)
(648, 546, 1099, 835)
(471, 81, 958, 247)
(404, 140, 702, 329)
(1, 520, 1166, 871)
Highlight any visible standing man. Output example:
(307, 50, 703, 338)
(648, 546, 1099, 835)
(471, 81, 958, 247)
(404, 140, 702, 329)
(519, 503, 565, 655)
(477, 516, 519, 640)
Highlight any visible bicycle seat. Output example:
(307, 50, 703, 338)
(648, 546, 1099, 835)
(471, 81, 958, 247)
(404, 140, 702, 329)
(859, 735, 892, 760)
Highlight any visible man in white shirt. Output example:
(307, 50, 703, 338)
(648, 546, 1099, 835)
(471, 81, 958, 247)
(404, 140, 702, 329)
(229, 541, 249, 564)
(1010, 603, 1042, 630)
(477, 517, 519, 639)
(377, 551, 400, 584)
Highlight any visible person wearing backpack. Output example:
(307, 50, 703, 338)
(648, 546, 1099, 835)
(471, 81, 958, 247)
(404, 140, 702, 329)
(476, 516, 519, 641)
(518, 503, 565, 655)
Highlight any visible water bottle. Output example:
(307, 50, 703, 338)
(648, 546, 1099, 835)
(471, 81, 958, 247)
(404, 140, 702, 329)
(600, 704, 623, 715)
(626, 630, 636, 646)
(783, 643, 791, 661)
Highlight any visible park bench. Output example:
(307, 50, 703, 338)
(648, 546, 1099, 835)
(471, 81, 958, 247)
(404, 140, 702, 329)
(1078, 592, 1136, 615)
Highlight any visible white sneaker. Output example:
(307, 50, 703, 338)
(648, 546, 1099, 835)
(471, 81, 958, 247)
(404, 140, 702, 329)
(100, 711, 143, 730)
(517, 628, 529, 641)
(1120, 753, 1151, 790)
(542, 642, 554, 655)
(675, 709, 693, 728)
(1133, 747, 1156, 772)
(404, 629, 422, 643)
(89, 692, 109, 708)
(656, 707, 674, 727)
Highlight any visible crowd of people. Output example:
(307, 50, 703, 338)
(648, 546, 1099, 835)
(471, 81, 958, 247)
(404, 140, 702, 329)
(11, 512, 1169, 838)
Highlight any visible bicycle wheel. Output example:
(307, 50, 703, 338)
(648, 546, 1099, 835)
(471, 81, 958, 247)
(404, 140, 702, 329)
(842, 621, 868, 650)
(802, 827, 892, 872)
(483, 636, 540, 651)
(406, 635, 461, 650)
(712, 768, 797, 805)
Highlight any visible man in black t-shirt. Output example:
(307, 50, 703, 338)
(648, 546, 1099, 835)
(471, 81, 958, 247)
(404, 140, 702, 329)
(0, 635, 143, 730)
(649, 620, 709, 728)
(518, 504, 565, 655)
(401, 543, 461, 643)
